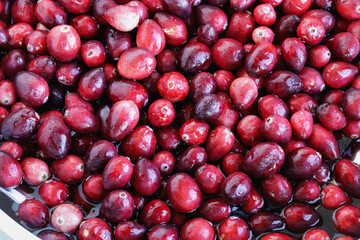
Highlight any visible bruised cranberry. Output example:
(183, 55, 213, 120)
(167, 173, 201, 213)
(180, 218, 214, 240)
(77, 218, 112, 240)
(282, 203, 321, 233)
(39, 180, 70, 207)
(0, 151, 23, 188)
(51, 203, 84, 234)
(245, 42, 277, 77)
(294, 180, 320, 203)
(261, 173, 292, 205)
(218, 216, 250, 240)
(102, 156, 133, 191)
(18, 199, 49, 228)
(333, 159, 360, 198)
(47, 25, 81, 62)
(249, 211, 284, 235)
(115, 221, 146, 240)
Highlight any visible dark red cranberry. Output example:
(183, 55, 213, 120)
(282, 203, 321, 233)
(198, 198, 230, 222)
(132, 158, 161, 196)
(195, 164, 224, 194)
(148, 224, 178, 240)
(190, 72, 217, 101)
(314, 163, 331, 185)
(1, 49, 28, 78)
(218, 216, 250, 240)
(273, 15, 300, 43)
(196, 4, 228, 33)
(156, 49, 178, 73)
(115, 221, 146, 240)
(294, 180, 320, 203)
(70, 14, 99, 39)
(245, 42, 277, 77)
(307, 45, 331, 69)
(249, 211, 284, 235)
(18, 199, 49, 228)
(140, 199, 171, 229)
(156, 125, 181, 150)
(195, 94, 224, 122)
(104, 28, 131, 61)
(84, 140, 117, 173)
(261, 173, 292, 205)
(26, 55, 56, 82)
(102, 156, 133, 191)
(35, 0, 67, 28)
(37, 230, 68, 240)
(287, 94, 318, 115)
(178, 42, 212, 73)
(100, 190, 134, 224)
(281, 38, 306, 72)
(333, 159, 360, 198)
(77, 218, 113, 240)
(177, 146, 207, 173)
(205, 126, 235, 162)
(265, 70, 303, 99)
(221, 172, 252, 205)
(180, 218, 214, 240)
(281, 0, 311, 15)
(51, 203, 84, 233)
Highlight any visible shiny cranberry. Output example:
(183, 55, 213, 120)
(167, 173, 201, 213)
(294, 180, 320, 203)
(281, 0, 311, 15)
(343, 120, 360, 139)
(152, 151, 175, 175)
(261, 173, 292, 205)
(230, 77, 258, 110)
(18, 199, 49, 228)
(180, 218, 214, 240)
(333, 159, 360, 198)
(283, 203, 321, 233)
(80, 40, 106, 67)
(323, 62, 358, 89)
(156, 125, 181, 150)
(104, 5, 139, 32)
(321, 90, 344, 106)
(198, 198, 230, 222)
(51, 203, 83, 234)
(156, 49, 178, 73)
(307, 45, 331, 69)
(218, 216, 250, 240)
(136, 19, 165, 55)
(102, 156, 133, 191)
(252, 26, 274, 43)
(317, 103, 346, 130)
(249, 211, 284, 235)
(64, 106, 100, 134)
(107, 80, 148, 109)
(35, 0, 67, 28)
(20, 157, 49, 186)
(56, 0, 91, 14)
(25, 30, 47, 55)
(0, 80, 15, 106)
(336, 0, 360, 20)
(211, 92, 240, 131)
(148, 99, 175, 127)
(148, 224, 178, 240)
(153, 12, 187, 46)
(260, 233, 297, 240)
(84, 140, 117, 173)
(273, 15, 300, 43)
(333, 205, 360, 237)
(196, 4, 228, 33)
(301, 229, 330, 240)
(92, 0, 118, 25)
(27, 55, 57, 82)
(221, 172, 252, 205)
(179, 118, 209, 145)
(0, 141, 23, 159)
(253, 4, 276, 26)
(83, 174, 107, 202)
(262, 115, 291, 144)
(194, 94, 223, 121)
(343, 88, 360, 121)
(56, 62, 83, 87)
(265, 70, 302, 99)
(226, 12, 255, 44)
(245, 42, 277, 77)
(52, 155, 84, 183)
(297, 67, 325, 95)
(157, 72, 189, 103)
(39, 180, 70, 207)
(290, 110, 313, 140)
(287, 94, 318, 115)
(211, 38, 244, 70)
(236, 115, 263, 147)
(132, 158, 161, 196)
(178, 42, 212, 73)
(205, 126, 235, 162)
(6, 23, 33, 49)
(194, 164, 223, 194)
(140, 200, 171, 229)
(0, 151, 23, 188)
(77, 218, 112, 240)
(281, 38, 306, 72)
(70, 15, 99, 39)
(177, 146, 207, 173)
(297, 17, 326, 46)
(321, 184, 352, 210)
(115, 221, 146, 240)
(1, 49, 28, 78)
(242, 187, 265, 214)
(37, 230, 68, 240)
(100, 190, 134, 224)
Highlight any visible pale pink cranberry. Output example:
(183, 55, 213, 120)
(51, 203, 84, 234)
(20, 157, 49, 186)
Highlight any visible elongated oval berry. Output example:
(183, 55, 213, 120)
(104, 5, 139, 32)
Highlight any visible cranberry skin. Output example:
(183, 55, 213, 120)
(126, 1, 149, 24)
(281, 38, 306, 72)
(18, 199, 49, 228)
(167, 173, 201, 213)
(245, 42, 277, 77)
(0, 80, 16, 106)
(35, 0, 67, 28)
(333, 205, 360, 237)
(20, 157, 49, 185)
(92, 0, 118, 25)
(47, 25, 80, 62)
(25, 30, 47, 55)
(136, 19, 165, 55)
(265, 71, 303, 99)
(334, 237, 355, 240)
(37, 117, 71, 159)
(152, 151, 175, 175)
(56, 62, 83, 87)
(293, 180, 320, 203)
(254, 4, 276, 26)
(153, 12, 187, 46)
(37, 230, 68, 240)
(273, 15, 300, 43)
(156, 125, 181, 150)
(336, 0, 360, 20)
(302, 9, 335, 33)
(242, 142, 285, 178)
(64, 106, 100, 134)
(261, 173, 292, 205)
(260, 233, 297, 240)
(80, 41, 106, 68)
(115, 221, 146, 240)
(100, 190, 134, 224)
(211, 38, 244, 70)
(252, 26, 275, 44)
(321, 184, 352, 210)
(198, 198, 230, 222)
(104, 5, 139, 32)
(140, 200, 171, 229)
(214, 70, 235, 92)
(226, 12, 256, 44)
(120, 126, 156, 161)
(0, 141, 23, 159)
(236, 115, 263, 147)
(78, 67, 106, 101)
(26, 55, 56, 82)
(321, 90, 344, 106)
(117, 47, 156, 81)
(296, 17, 326, 46)
(205, 126, 235, 162)
(1, 49, 28, 78)
(258, 95, 288, 118)
(249, 211, 284, 235)
(196, 4, 227, 33)
(262, 115, 292, 144)
(39, 180, 70, 207)
(85, 140, 117, 173)
(148, 99, 175, 127)
(221, 172, 252, 205)
(70, 15, 99, 39)
(195, 164, 224, 194)
(77, 218, 113, 240)
(281, 0, 311, 16)
(290, 110, 313, 140)
(230, 0, 255, 11)
(56, 0, 91, 14)
(65, 92, 95, 111)
(180, 218, 214, 240)
(333, 159, 360, 198)
(283, 203, 321, 233)
(178, 42, 212, 73)
(132, 158, 161, 196)
(102, 156, 133, 191)
(298, 67, 325, 95)
(148, 224, 178, 240)
(307, 45, 331, 69)
(180, 119, 209, 145)
(83, 174, 107, 202)
(6, 23, 33, 49)
(221, 153, 243, 176)
(195, 94, 223, 122)
(218, 216, 250, 240)
(242, 187, 265, 214)
(348, 20, 360, 41)
(0, 151, 23, 188)
(317, 103, 346, 130)
(343, 88, 360, 121)
(323, 62, 358, 89)
(230, 77, 258, 110)
(197, 24, 218, 46)
(288, 94, 318, 115)
(11, 0, 36, 25)
(156, 49, 178, 73)
(105, 28, 131, 61)
(157, 72, 189, 103)
(343, 120, 360, 139)
(51, 203, 84, 233)
(301, 229, 330, 240)
(1, 107, 39, 141)
(52, 155, 84, 183)
(177, 146, 207, 173)
(107, 100, 139, 141)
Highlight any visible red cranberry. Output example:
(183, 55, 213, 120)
(104, 5, 139, 32)
(0, 141, 23, 159)
(213, 70, 235, 92)
(56, 62, 83, 87)
(126, 1, 149, 24)
(249, 211, 284, 235)
(297, 17, 326, 46)
(80, 40, 106, 67)
(333, 159, 360, 198)
(282, 203, 321, 233)
(254, 4, 276, 26)
(25, 30, 47, 55)
(262, 115, 292, 144)
(115, 221, 146, 240)
(245, 42, 277, 77)
(343, 88, 360, 121)
(321, 184, 352, 210)
(290, 110, 313, 140)
(70, 15, 99, 39)
(156, 49, 178, 73)
(47, 25, 81, 62)
(194, 94, 224, 122)
(281, 0, 311, 15)
(317, 103, 346, 130)
(37, 230, 68, 240)
(136, 19, 165, 55)
(51, 203, 84, 233)
(230, 77, 258, 110)
(148, 99, 175, 127)
(218, 216, 250, 240)
(261, 173, 292, 205)
(212, 38, 244, 70)
(148, 224, 178, 240)
(314, 163, 331, 184)
(242, 187, 265, 214)
(198, 198, 230, 222)
(6, 23, 33, 49)
(195, 164, 224, 194)
(167, 173, 201, 213)
(301, 229, 330, 240)
(287, 94, 318, 115)
(221, 172, 252, 205)
(18, 199, 49, 228)
(56, 0, 91, 14)
(196, 4, 228, 33)
(252, 26, 274, 43)
(140, 199, 171, 229)
(323, 62, 358, 89)
(178, 42, 212, 73)
(265, 70, 303, 99)
(100, 190, 134, 224)
(298, 67, 325, 94)
(26, 55, 57, 82)
(83, 174, 107, 202)
(333, 205, 360, 237)
(157, 72, 189, 103)
(77, 218, 113, 240)
(104, 28, 131, 61)
(226, 12, 255, 44)
(132, 158, 161, 196)
(20, 157, 49, 186)
(236, 115, 263, 147)
(281, 38, 306, 72)
(84, 140, 117, 173)
(307, 45, 331, 69)
(153, 12, 187, 46)
(294, 180, 320, 203)
(180, 218, 215, 240)
(177, 146, 207, 173)
(102, 156, 133, 191)
(205, 126, 235, 162)
(35, 0, 67, 28)
(39, 180, 70, 207)
(282, 138, 306, 155)
(336, 0, 360, 20)
(152, 150, 175, 175)
(156, 125, 181, 150)
(52, 155, 84, 183)
(179, 119, 209, 145)
(0, 150, 23, 188)
(0, 80, 16, 106)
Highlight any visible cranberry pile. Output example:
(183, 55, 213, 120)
(1, 0, 360, 239)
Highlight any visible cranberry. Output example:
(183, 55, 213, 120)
(152, 151, 175, 176)
(56, 62, 83, 87)
(261, 173, 292, 205)
(242, 187, 265, 214)
(245, 42, 277, 77)
(333, 159, 360, 198)
(211, 38, 244, 70)
(218, 216, 250, 240)
(290, 110, 313, 140)
(18, 199, 49, 228)
(102, 156, 133, 191)
(0, 141, 23, 159)
(167, 173, 201, 213)
(205, 126, 235, 162)
(52, 155, 84, 183)
(153, 12, 187, 46)
(39, 180, 70, 207)
(140, 200, 171, 229)
(336, 0, 360, 20)
(70, 15, 99, 39)
(333, 205, 360, 237)
(148, 224, 178, 240)
(104, 5, 139, 32)
(287, 94, 318, 115)
(6, 23, 33, 49)
(226, 12, 255, 44)
(126, 1, 149, 24)
(51, 203, 84, 234)
(221, 172, 252, 205)
(321, 184, 352, 210)
(252, 26, 275, 43)
(281, 0, 311, 15)
(104, 28, 131, 61)
(148, 99, 175, 128)
(157, 72, 189, 103)
(180, 218, 215, 240)
(230, 77, 258, 110)
(1, 49, 28, 78)
(273, 15, 300, 43)
(83, 174, 107, 202)
(253, 4, 276, 26)
(77, 218, 113, 240)
(283, 203, 321, 233)
(0, 80, 15, 107)
(294, 180, 320, 203)
(47, 25, 81, 62)
(20, 157, 49, 186)
(260, 233, 297, 240)
(307, 45, 331, 69)
(262, 115, 292, 144)
(156, 49, 178, 73)
(115, 221, 146, 240)
(0, 152, 22, 187)
(323, 62, 358, 89)
(281, 38, 306, 72)
(100, 190, 134, 224)
(236, 115, 263, 147)
(178, 42, 212, 73)
(37, 230, 68, 240)
(132, 158, 161, 196)
(195, 164, 223, 194)
(343, 88, 360, 121)
(265, 70, 303, 99)
(249, 211, 284, 235)
(301, 229, 330, 240)
(156, 125, 181, 150)
(297, 17, 326, 46)
(198, 198, 230, 222)
(84, 140, 117, 173)
(177, 146, 207, 173)
(136, 19, 165, 55)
